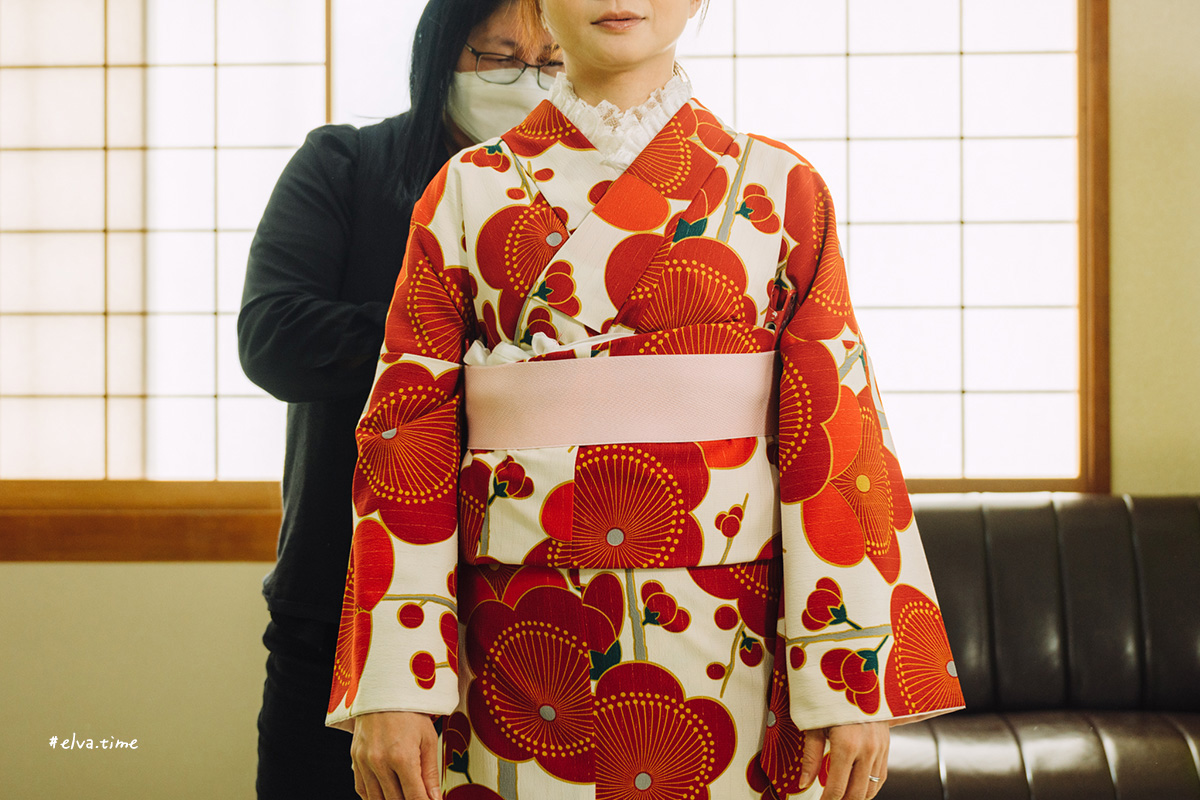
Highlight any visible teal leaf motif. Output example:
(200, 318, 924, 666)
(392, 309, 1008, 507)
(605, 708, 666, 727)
(735, 202, 753, 219)
(448, 749, 470, 777)
(484, 143, 504, 155)
(829, 605, 850, 626)
(532, 281, 552, 302)
(643, 609, 661, 626)
(589, 640, 622, 681)
(856, 647, 881, 675)
(673, 217, 708, 242)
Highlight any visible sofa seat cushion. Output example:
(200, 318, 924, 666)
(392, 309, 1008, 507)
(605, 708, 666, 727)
(883, 711, 1200, 800)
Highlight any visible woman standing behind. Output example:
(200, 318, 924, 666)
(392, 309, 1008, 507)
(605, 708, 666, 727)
(239, 2, 559, 797)
(328, 2, 965, 800)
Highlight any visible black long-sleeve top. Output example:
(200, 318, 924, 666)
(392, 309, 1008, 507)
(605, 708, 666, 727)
(239, 113, 446, 623)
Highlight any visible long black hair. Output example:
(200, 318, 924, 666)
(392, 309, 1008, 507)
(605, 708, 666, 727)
(391, 0, 514, 208)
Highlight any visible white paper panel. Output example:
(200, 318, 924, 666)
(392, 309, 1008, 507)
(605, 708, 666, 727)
(145, 149, 216, 231)
(0, 315, 105, 395)
(217, 65, 325, 147)
(855, 308, 961, 391)
(107, 68, 147, 148)
(0, 398, 106, 478)
(217, 232, 253, 313)
(108, 150, 147, 231)
(107, 314, 145, 396)
(146, 67, 216, 148)
(145, 314, 215, 395)
(107, 233, 146, 313)
(877, 391, 962, 478)
(965, 392, 1078, 477)
(146, 233, 216, 312)
(330, 0, 415, 121)
(847, 224, 960, 307)
(0, 151, 105, 231)
(677, 1, 733, 57)
(677, 57, 734, 125)
(0, 0, 105, 66)
(107, 397, 145, 478)
(216, 313, 259, 396)
(106, 0, 146, 65)
(849, 55, 959, 138)
(0, 68, 105, 148)
(736, 0, 846, 55)
(145, 397, 216, 479)
(737, 57, 846, 139)
(962, 0, 1076, 53)
(216, 149, 295, 230)
(0, 233, 105, 313)
(145, 0, 215, 65)
(849, 0, 959, 53)
(964, 223, 1078, 307)
(964, 54, 1077, 137)
(964, 139, 1077, 222)
(217, 0, 325, 64)
(848, 140, 960, 223)
(964, 308, 1078, 392)
(217, 396, 285, 479)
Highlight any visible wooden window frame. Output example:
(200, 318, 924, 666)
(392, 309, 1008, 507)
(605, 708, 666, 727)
(0, 0, 1109, 561)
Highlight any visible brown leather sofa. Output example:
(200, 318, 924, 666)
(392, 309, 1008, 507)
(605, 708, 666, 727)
(882, 494, 1200, 800)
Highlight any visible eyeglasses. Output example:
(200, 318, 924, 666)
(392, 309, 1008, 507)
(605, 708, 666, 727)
(465, 43, 565, 91)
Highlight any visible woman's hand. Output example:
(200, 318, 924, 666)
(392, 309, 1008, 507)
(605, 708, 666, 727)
(350, 711, 441, 800)
(799, 721, 889, 800)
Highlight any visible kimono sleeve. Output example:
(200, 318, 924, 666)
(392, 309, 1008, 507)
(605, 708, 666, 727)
(775, 162, 965, 730)
(325, 162, 472, 733)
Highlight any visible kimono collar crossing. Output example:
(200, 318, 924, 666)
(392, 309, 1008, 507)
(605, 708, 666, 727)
(548, 72, 694, 172)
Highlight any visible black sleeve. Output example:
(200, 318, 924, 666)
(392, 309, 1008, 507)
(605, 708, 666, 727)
(237, 124, 388, 403)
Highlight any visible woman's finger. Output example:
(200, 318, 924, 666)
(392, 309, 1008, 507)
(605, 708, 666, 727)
(799, 727, 827, 790)
(421, 726, 443, 800)
(865, 737, 889, 799)
(819, 731, 857, 800)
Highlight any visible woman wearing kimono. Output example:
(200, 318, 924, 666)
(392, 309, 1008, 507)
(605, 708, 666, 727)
(326, 2, 965, 799)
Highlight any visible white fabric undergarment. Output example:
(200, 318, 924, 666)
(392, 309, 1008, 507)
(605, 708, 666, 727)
(548, 71, 693, 172)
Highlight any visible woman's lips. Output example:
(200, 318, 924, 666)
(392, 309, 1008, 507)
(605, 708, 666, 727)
(593, 16, 643, 31)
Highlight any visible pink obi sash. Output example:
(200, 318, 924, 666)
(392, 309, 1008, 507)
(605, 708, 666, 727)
(464, 351, 780, 450)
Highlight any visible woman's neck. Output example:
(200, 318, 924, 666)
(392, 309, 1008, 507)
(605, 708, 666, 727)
(564, 53, 677, 111)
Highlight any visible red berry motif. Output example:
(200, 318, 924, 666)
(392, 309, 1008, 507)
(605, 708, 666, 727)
(461, 143, 511, 172)
(714, 604, 739, 631)
(640, 581, 665, 603)
(492, 456, 534, 500)
(802, 577, 858, 632)
(715, 499, 746, 539)
(706, 662, 727, 681)
(662, 608, 691, 633)
(739, 632, 765, 667)
(820, 640, 887, 714)
(398, 603, 424, 629)
(735, 184, 782, 234)
(642, 586, 691, 632)
(411, 651, 437, 689)
(789, 645, 806, 670)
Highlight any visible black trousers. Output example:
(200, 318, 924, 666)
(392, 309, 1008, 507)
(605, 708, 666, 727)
(257, 610, 359, 800)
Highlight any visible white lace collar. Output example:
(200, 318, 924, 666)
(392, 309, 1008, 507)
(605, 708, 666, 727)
(548, 72, 694, 172)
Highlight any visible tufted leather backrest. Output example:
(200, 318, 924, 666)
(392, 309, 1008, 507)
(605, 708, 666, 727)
(911, 494, 1200, 714)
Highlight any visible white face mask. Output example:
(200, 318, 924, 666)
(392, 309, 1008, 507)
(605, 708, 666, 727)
(446, 69, 551, 144)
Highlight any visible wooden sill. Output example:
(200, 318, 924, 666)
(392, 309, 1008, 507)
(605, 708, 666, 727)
(0, 481, 281, 562)
(0, 478, 1091, 562)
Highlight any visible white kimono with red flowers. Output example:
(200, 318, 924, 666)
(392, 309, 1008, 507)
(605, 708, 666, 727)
(326, 78, 964, 799)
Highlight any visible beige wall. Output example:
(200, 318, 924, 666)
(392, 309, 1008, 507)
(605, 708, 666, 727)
(3, 4, 1199, 799)
(0, 564, 273, 799)
(1110, 0, 1200, 493)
